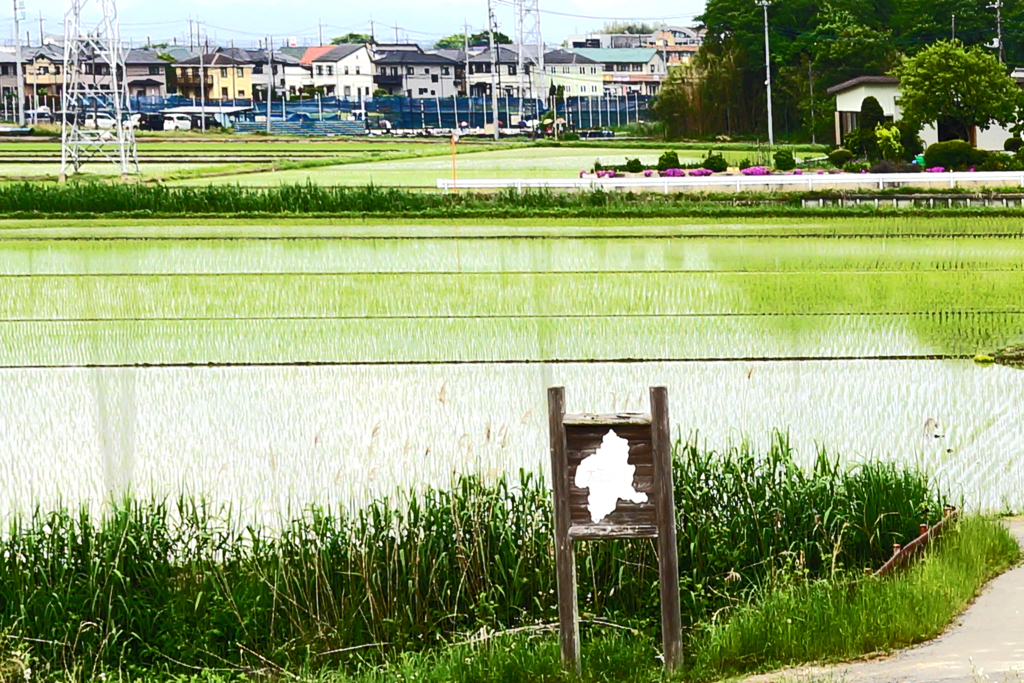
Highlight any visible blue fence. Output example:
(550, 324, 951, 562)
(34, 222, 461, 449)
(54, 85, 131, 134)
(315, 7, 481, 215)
(123, 94, 652, 134)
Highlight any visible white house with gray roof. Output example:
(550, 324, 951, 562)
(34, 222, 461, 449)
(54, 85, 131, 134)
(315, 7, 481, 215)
(307, 44, 374, 101)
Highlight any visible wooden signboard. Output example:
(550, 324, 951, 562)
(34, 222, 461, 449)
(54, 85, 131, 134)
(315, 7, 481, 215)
(547, 386, 682, 672)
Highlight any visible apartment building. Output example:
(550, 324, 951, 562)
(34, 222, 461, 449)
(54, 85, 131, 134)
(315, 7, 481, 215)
(373, 46, 459, 98)
(174, 52, 254, 100)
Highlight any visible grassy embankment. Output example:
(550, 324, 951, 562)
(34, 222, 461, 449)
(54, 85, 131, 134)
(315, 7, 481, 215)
(6, 183, 1024, 219)
(0, 435, 1017, 683)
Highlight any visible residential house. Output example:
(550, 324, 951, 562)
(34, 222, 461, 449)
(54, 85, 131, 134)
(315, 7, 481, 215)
(542, 49, 601, 98)
(465, 46, 535, 98)
(372, 46, 459, 98)
(24, 45, 64, 112)
(307, 44, 374, 101)
(174, 52, 254, 101)
(650, 26, 703, 66)
(0, 51, 19, 119)
(569, 48, 666, 96)
(567, 32, 651, 49)
(125, 48, 169, 98)
(219, 47, 310, 99)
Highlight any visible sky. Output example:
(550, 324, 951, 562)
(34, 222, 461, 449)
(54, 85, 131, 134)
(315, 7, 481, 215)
(1, 0, 706, 49)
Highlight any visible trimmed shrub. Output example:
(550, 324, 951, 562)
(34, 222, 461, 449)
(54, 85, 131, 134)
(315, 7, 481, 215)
(738, 158, 753, 170)
(828, 148, 855, 168)
(896, 122, 925, 162)
(976, 152, 1023, 172)
(702, 151, 729, 173)
(844, 161, 869, 173)
(923, 140, 988, 171)
(773, 149, 796, 171)
(859, 96, 886, 132)
(625, 158, 644, 173)
(657, 151, 681, 171)
(1005, 137, 1023, 153)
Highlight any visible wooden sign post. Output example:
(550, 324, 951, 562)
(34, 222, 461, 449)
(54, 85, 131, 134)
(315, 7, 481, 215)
(547, 385, 682, 672)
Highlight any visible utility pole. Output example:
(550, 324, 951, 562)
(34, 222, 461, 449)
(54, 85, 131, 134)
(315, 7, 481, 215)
(487, 0, 499, 140)
(370, 18, 375, 42)
(464, 21, 470, 98)
(197, 19, 206, 133)
(952, 13, 956, 40)
(13, 0, 24, 126)
(990, 1, 1004, 62)
(318, 19, 323, 46)
(37, 11, 43, 46)
(394, 23, 399, 43)
(266, 35, 273, 133)
(808, 60, 816, 145)
(757, 0, 774, 147)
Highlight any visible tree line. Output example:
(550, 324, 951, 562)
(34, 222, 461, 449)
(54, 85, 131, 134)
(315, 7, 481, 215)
(654, 0, 1024, 142)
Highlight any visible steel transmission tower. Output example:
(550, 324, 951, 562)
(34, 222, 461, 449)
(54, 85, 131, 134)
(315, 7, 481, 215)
(60, 0, 138, 177)
(514, 0, 544, 121)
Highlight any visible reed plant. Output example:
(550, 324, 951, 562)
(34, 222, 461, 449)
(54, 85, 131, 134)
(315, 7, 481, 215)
(7, 182, 1024, 220)
(0, 436, 944, 680)
(691, 515, 1020, 677)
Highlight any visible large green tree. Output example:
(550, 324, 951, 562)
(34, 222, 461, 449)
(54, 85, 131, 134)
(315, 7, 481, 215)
(331, 33, 374, 45)
(893, 40, 1021, 131)
(434, 31, 512, 49)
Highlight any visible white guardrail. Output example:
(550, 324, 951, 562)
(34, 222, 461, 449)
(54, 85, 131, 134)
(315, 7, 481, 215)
(437, 171, 1024, 193)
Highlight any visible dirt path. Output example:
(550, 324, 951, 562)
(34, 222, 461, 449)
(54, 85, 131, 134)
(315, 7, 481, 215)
(747, 519, 1024, 683)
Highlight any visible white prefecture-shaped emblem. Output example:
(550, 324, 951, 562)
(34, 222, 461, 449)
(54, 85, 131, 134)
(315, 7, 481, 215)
(573, 429, 649, 523)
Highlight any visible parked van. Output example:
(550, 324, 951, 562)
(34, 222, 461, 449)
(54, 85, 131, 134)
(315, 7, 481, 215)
(163, 114, 192, 131)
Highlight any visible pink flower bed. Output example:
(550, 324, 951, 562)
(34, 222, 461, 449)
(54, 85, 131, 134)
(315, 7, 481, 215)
(660, 168, 685, 177)
(925, 166, 945, 173)
(688, 168, 714, 177)
(740, 166, 771, 176)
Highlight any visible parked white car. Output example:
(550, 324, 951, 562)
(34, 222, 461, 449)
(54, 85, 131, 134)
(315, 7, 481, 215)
(163, 114, 192, 131)
(84, 112, 118, 129)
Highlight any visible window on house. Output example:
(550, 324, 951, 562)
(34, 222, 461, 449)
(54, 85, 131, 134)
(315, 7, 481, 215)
(355, 66, 360, 74)
(238, 90, 244, 96)
(418, 87, 427, 94)
(343, 66, 349, 74)
(390, 66, 398, 76)
(632, 64, 642, 71)
(549, 66, 555, 74)
(562, 66, 569, 73)
(430, 89, 435, 95)
(406, 66, 414, 75)
(424, 67, 430, 74)
(149, 65, 161, 75)
(344, 86, 351, 97)
(38, 66, 48, 75)
(591, 85, 598, 92)
(508, 65, 516, 75)
(565, 85, 572, 93)
(591, 67, 597, 74)
(316, 65, 323, 75)
(0, 66, 9, 76)
(220, 67, 228, 77)
(442, 66, 450, 75)
(221, 87, 228, 97)
(579, 67, 585, 74)
(237, 68, 244, 77)
(649, 64, 655, 72)
(253, 65, 264, 74)
(431, 74, 438, 83)
(380, 66, 387, 75)
(327, 66, 333, 75)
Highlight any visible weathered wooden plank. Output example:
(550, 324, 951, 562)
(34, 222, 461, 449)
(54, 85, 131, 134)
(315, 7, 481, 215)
(563, 413, 653, 426)
(569, 524, 659, 539)
(651, 386, 683, 672)
(548, 387, 580, 672)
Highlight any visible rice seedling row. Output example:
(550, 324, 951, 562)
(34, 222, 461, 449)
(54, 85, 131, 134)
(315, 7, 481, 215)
(1, 271, 1021, 321)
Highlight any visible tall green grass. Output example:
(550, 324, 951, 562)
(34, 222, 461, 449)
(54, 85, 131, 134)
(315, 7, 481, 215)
(7, 183, 1024, 219)
(692, 515, 1020, 677)
(0, 436, 945, 679)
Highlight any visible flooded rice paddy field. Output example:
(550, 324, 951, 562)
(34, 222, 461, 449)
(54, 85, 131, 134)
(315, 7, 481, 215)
(1, 219, 1022, 521)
